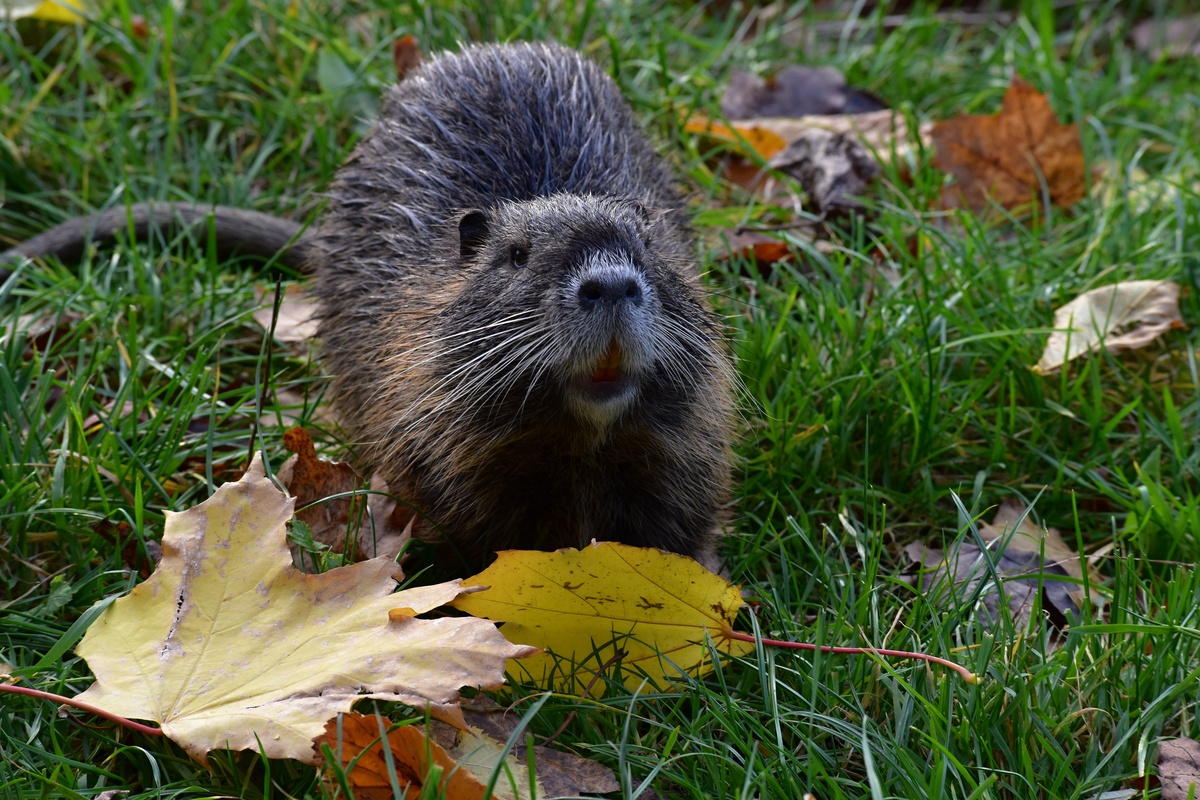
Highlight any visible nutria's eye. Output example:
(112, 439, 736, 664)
(510, 245, 529, 268)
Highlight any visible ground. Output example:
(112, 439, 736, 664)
(2, 2, 1199, 798)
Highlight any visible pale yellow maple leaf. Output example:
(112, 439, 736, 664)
(1035, 279, 1185, 374)
(452, 543, 754, 696)
(74, 454, 535, 765)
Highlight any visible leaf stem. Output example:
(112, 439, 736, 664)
(723, 629, 979, 684)
(0, 683, 164, 736)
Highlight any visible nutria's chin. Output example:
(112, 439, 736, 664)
(310, 42, 735, 569)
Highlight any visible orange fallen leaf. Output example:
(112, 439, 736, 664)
(452, 543, 754, 696)
(316, 713, 487, 800)
(683, 115, 789, 161)
(716, 230, 795, 269)
(931, 75, 1085, 216)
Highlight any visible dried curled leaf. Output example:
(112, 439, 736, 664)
(1034, 280, 1185, 374)
(767, 128, 879, 214)
(74, 454, 534, 765)
(720, 66, 886, 119)
(908, 501, 1103, 634)
(252, 284, 320, 344)
(1158, 738, 1200, 800)
(1132, 16, 1200, 60)
(452, 543, 754, 695)
(427, 696, 619, 799)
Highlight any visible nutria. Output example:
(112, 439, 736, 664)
(1, 42, 735, 567)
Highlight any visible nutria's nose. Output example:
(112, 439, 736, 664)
(577, 269, 644, 310)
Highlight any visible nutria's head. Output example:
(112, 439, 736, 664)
(424, 192, 722, 434)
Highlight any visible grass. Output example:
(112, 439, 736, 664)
(3, 0, 1200, 797)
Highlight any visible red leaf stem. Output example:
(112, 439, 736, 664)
(724, 629, 979, 684)
(0, 683, 163, 736)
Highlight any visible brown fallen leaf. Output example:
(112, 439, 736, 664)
(392, 34, 422, 81)
(1132, 16, 1200, 59)
(932, 75, 1085, 216)
(277, 428, 412, 562)
(453, 543, 754, 696)
(907, 500, 1104, 633)
(73, 453, 535, 765)
(278, 427, 365, 560)
(316, 712, 487, 800)
(1034, 280, 1185, 375)
(1159, 738, 1200, 800)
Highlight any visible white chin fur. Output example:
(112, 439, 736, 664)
(566, 380, 638, 428)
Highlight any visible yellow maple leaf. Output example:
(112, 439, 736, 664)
(2, 0, 87, 23)
(452, 543, 754, 695)
(73, 454, 535, 765)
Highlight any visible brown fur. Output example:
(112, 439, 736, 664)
(311, 43, 735, 567)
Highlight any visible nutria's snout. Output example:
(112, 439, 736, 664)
(563, 253, 658, 422)
(576, 268, 645, 309)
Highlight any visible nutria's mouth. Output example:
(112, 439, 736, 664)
(591, 339, 623, 383)
(570, 338, 635, 407)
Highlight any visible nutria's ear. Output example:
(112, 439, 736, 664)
(630, 198, 652, 226)
(458, 210, 489, 260)
(630, 198, 658, 243)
